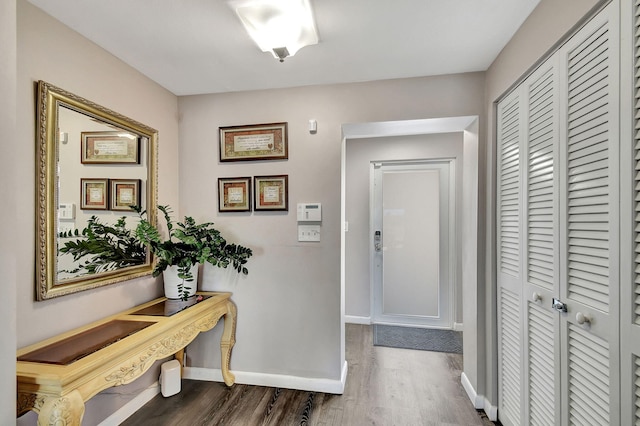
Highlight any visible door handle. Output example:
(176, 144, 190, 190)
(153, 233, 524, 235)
(576, 312, 591, 325)
(552, 298, 567, 313)
(374, 231, 382, 251)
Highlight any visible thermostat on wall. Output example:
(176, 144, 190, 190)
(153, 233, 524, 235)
(58, 203, 75, 220)
(297, 203, 322, 222)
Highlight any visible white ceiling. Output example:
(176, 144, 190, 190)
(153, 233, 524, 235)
(27, 0, 540, 96)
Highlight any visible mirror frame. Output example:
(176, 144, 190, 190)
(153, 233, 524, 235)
(36, 80, 158, 300)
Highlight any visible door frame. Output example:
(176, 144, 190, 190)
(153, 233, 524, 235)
(370, 159, 457, 329)
(340, 115, 483, 411)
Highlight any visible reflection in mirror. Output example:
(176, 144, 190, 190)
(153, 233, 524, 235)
(36, 81, 157, 300)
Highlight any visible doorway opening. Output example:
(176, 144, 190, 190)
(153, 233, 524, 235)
(340, 116, 480, 402)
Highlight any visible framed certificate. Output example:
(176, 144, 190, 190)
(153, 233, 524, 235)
(219, 122, 288, 162)
(218, 177, 251, 212)
(81, 131, 140, 164)
(110, 179, 141, 211)
(80, 178, 109, 210)
(254, 175, 288, 211)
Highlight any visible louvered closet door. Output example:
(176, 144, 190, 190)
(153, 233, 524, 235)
(522, 57, 561, 426)
(497, 56, 562, 426)
(557, 4, 620, 425)
(621, 0, 640, 424)
(497, 4, 620, 426)
(497, 88, 524, 426)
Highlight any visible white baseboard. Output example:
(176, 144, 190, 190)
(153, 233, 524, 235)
(460, 372, 483, 409)
(345, 316, 461, 330)
(97, 383, 160, 426)
(483, 397, 498, 421)
(345, 315, 371, 324)
(184, 361, 349, 395)
(460, 372, 497, 421)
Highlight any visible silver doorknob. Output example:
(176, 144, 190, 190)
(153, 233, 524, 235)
(576, 312, 591, 325)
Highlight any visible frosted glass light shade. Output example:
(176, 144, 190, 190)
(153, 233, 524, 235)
(231, 0, 319, 60)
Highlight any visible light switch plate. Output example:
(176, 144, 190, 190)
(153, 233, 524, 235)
(59, 222, 75, 234)
(298, 225, 321, 242)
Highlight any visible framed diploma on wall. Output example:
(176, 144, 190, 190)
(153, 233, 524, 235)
(110, 179, 141, 211)
(218, 177, 251, 212)
(219, 122, 288, 162)
(81, 131, 140, 164)
(80, 178, 109, 210)
(254, 175, 288, 211)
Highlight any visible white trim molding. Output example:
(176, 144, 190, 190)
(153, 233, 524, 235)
(461, 372, 483, 409)
(461, 372, 497, 422)
(184, 361, 349, 395)
(453, 322, 463, 331)
(345, 315, 371, 324)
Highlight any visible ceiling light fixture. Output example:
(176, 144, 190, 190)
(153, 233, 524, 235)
(230, 0, 319, 62)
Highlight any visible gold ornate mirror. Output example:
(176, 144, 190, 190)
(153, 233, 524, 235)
(36, 81, 157, 300)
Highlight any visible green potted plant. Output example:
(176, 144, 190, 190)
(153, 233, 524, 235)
(133, 205, 253, 300)
(58, 215, 146, 278)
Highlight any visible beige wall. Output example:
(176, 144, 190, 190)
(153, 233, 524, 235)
(15, 1, 179, 424)
(0, 0, 17, 424)
(481, 0, 604, 407)
(178, 73, 484, 383)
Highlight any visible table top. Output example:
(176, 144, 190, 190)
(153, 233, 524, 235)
(17, 292, 231, 366)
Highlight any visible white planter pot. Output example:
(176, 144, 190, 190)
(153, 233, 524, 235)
(162, 264, 199, 300)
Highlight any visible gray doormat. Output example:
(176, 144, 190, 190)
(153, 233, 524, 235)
(373, 324, 463, 354)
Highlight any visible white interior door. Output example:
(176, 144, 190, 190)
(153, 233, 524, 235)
(496, 87, 525, 426)
(557, 7, 619, 424)
(371, 161, 454, 328)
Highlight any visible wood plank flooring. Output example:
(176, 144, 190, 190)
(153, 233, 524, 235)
(121, 324, 494, 425)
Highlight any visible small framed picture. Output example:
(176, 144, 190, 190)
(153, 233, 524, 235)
(254, 175, 288, 211)
(219, 122, 288, 162)
(110, 179, 141, 211)
(81, 131, 140, 164)
(80, 178, 109, 210)
(218, 177, 251, 212)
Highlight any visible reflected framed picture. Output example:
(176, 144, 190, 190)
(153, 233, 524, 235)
(254, 175, 288, 211)
(219, 122, 288, 162)
(81, 131, 140, 164)
(80, 178, 109, 210)
(218, 177, 251, 212)
(110, 179, 141, 211)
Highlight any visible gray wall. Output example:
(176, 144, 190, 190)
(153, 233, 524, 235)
(0, 0, 17, 424)
(178, 74, 484, 384)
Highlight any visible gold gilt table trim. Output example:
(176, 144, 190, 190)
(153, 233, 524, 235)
(17, 292, 236, 426)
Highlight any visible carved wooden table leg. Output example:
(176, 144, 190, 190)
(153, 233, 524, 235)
(175, 348, 185, 375)
(220, 300, 237, 386)
(37, 390, 84, 426)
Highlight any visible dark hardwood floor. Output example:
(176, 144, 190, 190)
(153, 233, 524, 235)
(121, 324, 494, 425)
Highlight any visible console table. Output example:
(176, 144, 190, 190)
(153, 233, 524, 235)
(16, 292, 236, 426)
